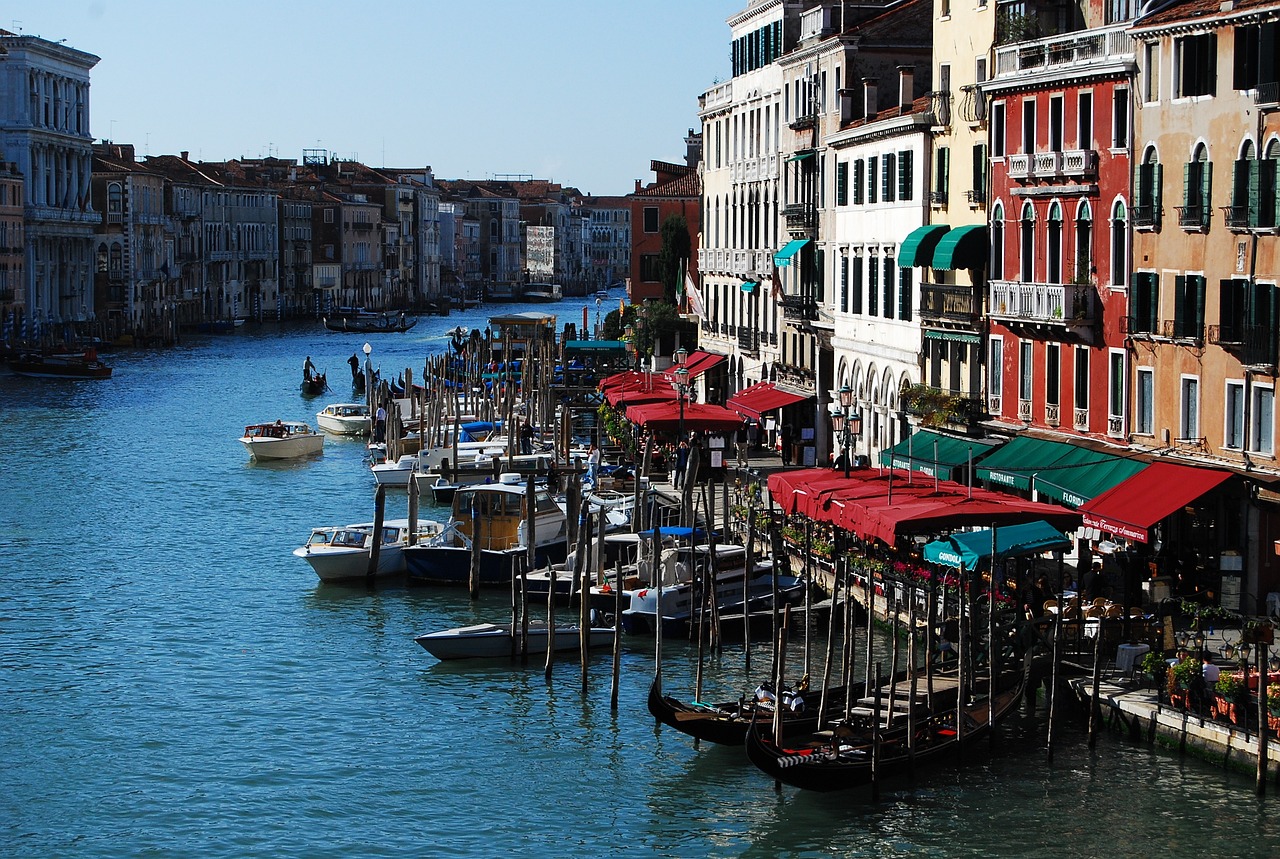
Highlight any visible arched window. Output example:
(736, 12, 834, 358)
(108, 243, 123, 277)
(1047, 201, 1063, 284)
(1136, 146, 1162, 227)
(1229, 139, 1256, 228)
(106, 182, 123, 221)
(1262, 139, 1280, 230)
(1181, 143, 1211, 229)
(1075, 200, 1092, 284)
(1020, 202, 1035, 282)
(96, 242, 108, 273)
(1110, 200, 1127, 287)
(991, 202, 1005, 280)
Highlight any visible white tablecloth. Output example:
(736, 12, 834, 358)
(1116, 643, 1150, 673)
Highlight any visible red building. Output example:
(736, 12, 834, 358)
(627, 156, 700, 304)
(982, 15, 1136, 450)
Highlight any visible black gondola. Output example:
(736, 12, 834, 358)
(300, 372, 328, 396)
(743, 668, 1024, 793)
(322, 313, 417, 334)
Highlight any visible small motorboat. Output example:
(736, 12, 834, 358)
(414, 620, 613, 661)
(316, 402, 371, 435)
(239, 420, 325, 460)
(9, 349, 112, 380)
(371, 453, 419, 486)
(293, 518, 444, 582)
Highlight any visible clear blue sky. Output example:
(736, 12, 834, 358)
(18, 0, 741, 196)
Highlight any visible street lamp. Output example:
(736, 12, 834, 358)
(363, 342, 373, 411)
(828, 384, 862, 478)
(674, 365, 691, 442)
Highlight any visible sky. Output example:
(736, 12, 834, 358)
(18, 0, 742, 197)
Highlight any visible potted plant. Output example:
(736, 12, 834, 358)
(1140, 651, 1168, 689)
(1168, 657, 1199, 709)
(1267, 683, 1280, 734)
(1213, 673, 1247, 724)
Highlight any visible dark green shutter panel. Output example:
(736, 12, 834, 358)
(868, 156, 878, 204)
(1194, 275, 1206, 337)
(837, 161, 848, 206)
(1174, 274, 1187, 336)
(1208, 34, 1219, 96)
(1234, 159, 1249, 216)
(1155, 163, 1164, 226)
(899, 151, 912, 200)
(1201, 161, 1213, 226)
(854, 160, 864, 204)
(1248, 158, 1262, 226)
(1183, 161, 1193, 209)
(884, 257, 894, 318)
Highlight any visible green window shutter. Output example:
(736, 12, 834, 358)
(899, 267, 912, 321)
(1248, 158, 1262, 226)
(1194, 275, 1206, 336)
(869, 256, 879, 316)
(1234, 159, 1249, 212)
(1201, 161, 1213, 226)
(815, 249, 825, 303)
(1208, 34, 1219, 96)
(868, 156, 878, 204)
(899, 151, 913, 200)
(1146, 272, 1160, 332)
(1155, 163, 1164, 226)
(1183, 161, 1193, 208)
(883, 153, 896, 202)
(837, 161, 848, 206)
(1220, 278, 1240, 340)
(853, 159, 864, 205)
(1174, 274, 1187, 335)
(883, 256, 894, 318)
(1138, 162, 1153, 208)
(939, 147, 951, 199)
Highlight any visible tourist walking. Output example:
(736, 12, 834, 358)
(673, 440, 690, 489)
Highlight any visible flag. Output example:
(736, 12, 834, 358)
(769, 265, 783, 299)
(685, 271, 706, 320)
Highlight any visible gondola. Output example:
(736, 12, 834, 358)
(322, 313, 418, 334)
(300, 372, 328, 396)
(743, 668, 1025, 793)
(646, 670, 910, 747)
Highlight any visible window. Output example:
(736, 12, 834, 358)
(1132, 271, 1158, 333)
(1225, 380, 1245, 449)
(1181, 376, 1200, 440)
(1145, 42, 1161, 102)
(1174, 274, 1206, 339)
(898, 266, 912, 321)
(1049, 95, 1064, 152)
(1109, 350, 1125, 420)
(989, 337, 1004, 403)
(898, 151, 913, 201)
(1075, 200, 1092, 285)
(1075, 348, 1090, 411)
(840, 253, 849, 311)
(1110, 201, 1127, 286)
(933, 147, 949, 204)
(1230, 140, 1260, 228)
(853, 159, 865, 205)
(1020, 202, 1035, 282)
(882, 153, 896, 203)
(1022, 99, 1036, 153)
(1233, 22, 1280, 91)
(639, 254, 660, 281)
(1047, 202, 1063, 285)
(868, 255, 879, 316)
(1135, 147, 1163, 227)
(1175, 33, 1217, 98)
(1078, 91, 1093, 150)
(850, 252, 863, 314)
(1219, 277, 1247, 343)
(1181, 144, 1212, 229)
(1252, 385, 1275, 454)
(1046, 344, 1060, 406)
(992, 102, 1006, 158)
(836, 161, 848, 206)
(991, 202, 1005, 280)
(643, 207, 659, 233)
(1136, 367, 1154, 435)
(1019, 340, 1033, 401)
(1260, 140, 1280, 229)
(868, 156, 878, 204)
(1112, 88, 1129, 148)
(324, 208, 334, 224)
(971, 144, 987, 204)
(882, 254, 895, 318)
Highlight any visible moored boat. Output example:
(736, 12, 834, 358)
(293, 518, 443, 582)
(322, 312, 417, 334)
(239, 420, 325, 460)
(315, 402, 371, 435)
(414, 620, 613, 660)
(9, 348, 112, 380)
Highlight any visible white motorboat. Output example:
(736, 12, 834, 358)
(240, 420, 324, 460)
(293, 518, 444, 582)
(315, 402, 371, 435)
(371, 453, 421, 486)
(403, 473, 569, 586)
(413, 620, 613, 660)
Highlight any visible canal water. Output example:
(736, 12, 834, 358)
(2, 296, 1277, 858)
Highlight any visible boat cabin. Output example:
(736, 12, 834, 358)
(244, 421, 312, 438)
(451, 481, 561, 551)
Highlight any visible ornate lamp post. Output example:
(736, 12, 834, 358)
(828, 384, 862, 478)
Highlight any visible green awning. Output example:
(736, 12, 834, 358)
(898, 224, 951, 267)
(564, 340, 628, 353)
(774, 239, 810, 267)
(923, 521, 1072, 570)
(976, 435, 1147, 507)
(741, 280, 759, 293)
(786, 150, 815, 162)
(877, 429, 1001, 481)
(924, 329, 982, 344)
(931, 225, 988, 271)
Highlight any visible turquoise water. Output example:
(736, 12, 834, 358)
(2, 298, 1278, 858)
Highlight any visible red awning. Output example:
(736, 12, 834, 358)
(726, 381, 812, 420)
(600, 371, 657, 391)
(607, 387, 678, 408)
(666, 350, 726, 382)
(627, 401, 745, 433)
(1079, 461, 1234, 543)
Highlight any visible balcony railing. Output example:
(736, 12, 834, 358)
(789, 112, 818, 131)
(919, 283, 979, 323)
(738, 328, 760, 355)
(901, 384, 986, 427)
(1018, 399, 1033, 421)
(988, 394, 1002, 416)
(966, 189, 987, 206)
(1221, 205, 1251, 230)
(1209, 323, 1277, 367)
(989, 280, 1095, 325)
(1176, 205, 1209, 230)
(1160, 318, 1204, 341)
(1033, 151, 1063, 176)
(1257, 81, 1280, 107)
(994, 24, 1135, 77)
(929, 91, 952, 128)
(1074, 408, 1090, 431)
(1061, 149, 1098, 178)
(1045, 403, 1060, 426)
(779, 293, 819, 321)
(929, 190, 948, 205)
(959, 84, 986, 124)
(1007, 154, 1033, 179)
(1131, 204, 1159, 228)
(1107, 415, 1124, 437)
(783, 204, 817, 229)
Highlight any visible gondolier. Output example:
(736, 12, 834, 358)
(303, 355, 317, 382)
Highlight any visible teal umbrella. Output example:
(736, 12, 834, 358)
(923, 520, 1071, 570)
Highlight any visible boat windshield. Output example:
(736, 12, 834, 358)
(332, 530, 368, 548)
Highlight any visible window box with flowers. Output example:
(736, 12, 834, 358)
(1211, 673, 1248, 725)
(1267, 683, 1280, 735)
(1168, 657, 1200, 709)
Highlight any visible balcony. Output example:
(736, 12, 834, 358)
(1209, 323, 1277, 367)
(1007, 154, 1033, 179)
(989, 280, 1095, 327)
(959, 84, 986, 124)
(929, 190, 949, 205)
(1033, 151, 1063, 176)
(919, 283, 979, 324)
(1131, 205, 1159, 228)
(1061, 149, 1098, 178)
(1045, 403, 1060, 426)
(994, 24, 1135, 78)
(779, 293, 819, 321)
(1257, 81, 1280, 107)
(1074, 408, 1089, 431)
(738, 328, 760, 356)
(988, 394, 1002, 416)
(789, 112, 818, 131)
(1018, 399, 1032, 421)
(901, 384, 986, 427)
(966, 189, 987, 207)
(1159, 318, 1204, 342)
(1107, 415, 1124, 437)
(1176, 205, 1209, 230)
(929, 91, 952, 128)
(1221, 205, 1251, 231)
(783, 203, 817, 230)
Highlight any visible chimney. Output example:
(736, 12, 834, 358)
(898, 65, 915, 112)
(839, 88, 855, 124)
(862, 78, 878, 119)
(180, 151, 189, 161)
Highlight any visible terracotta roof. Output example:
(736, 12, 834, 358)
(1135, 0, 1280, 29)
(840, 94, 934, 131)
(631, 170, 701, 198)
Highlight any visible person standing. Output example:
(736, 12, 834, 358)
(303, 355, 316, 382)
(587, 443, 601, 485)
(673, 439, 690, 489)
(735, 424, 749, 469)
(780, 422, 793, 466)
(347, 353, 360, 384)
(374, 403, 387, 443)
(519, 420, 534, 456)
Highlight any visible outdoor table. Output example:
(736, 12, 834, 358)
(1116, 642, 1150, 674)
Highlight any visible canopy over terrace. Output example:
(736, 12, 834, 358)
(768, 467, 1080, 546)
(626, 402, 745, 434)
(923, 521, 1072, 570)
